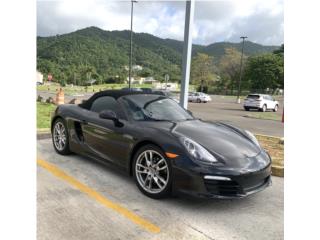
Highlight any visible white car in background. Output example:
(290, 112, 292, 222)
(188, 92, 212, 103)
(243, 94, 279, 112)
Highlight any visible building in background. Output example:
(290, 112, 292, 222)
(36, 71, 43, 85)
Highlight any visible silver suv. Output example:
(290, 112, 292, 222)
(243, 94, 279, 112)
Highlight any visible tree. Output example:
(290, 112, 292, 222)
(219, 48, 248, 92)
(191, 53, 216, 92)
(244, 53, 284, 90)
(273, 44, 284, 56)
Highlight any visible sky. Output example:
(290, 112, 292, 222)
(37, 0, 284, 46)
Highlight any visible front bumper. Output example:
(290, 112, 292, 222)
(171, 156, 272, 199)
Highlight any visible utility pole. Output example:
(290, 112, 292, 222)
(129, 0, 138, 90)
(180, 0, 195, 109)
(237, 36, 247, 103)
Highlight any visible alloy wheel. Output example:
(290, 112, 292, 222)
(135, 150, 169, 194)
(53, 122, 67, 151)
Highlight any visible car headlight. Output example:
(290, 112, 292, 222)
(180, 137, 218, 163)
(245, 130, 260, 147)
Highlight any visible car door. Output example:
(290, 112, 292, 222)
(266, 95, 275, 109)
(194, 93, 199, 102)
(81, 96, 132, 167)
(270, 96, 277, 108)
(188, 93, 194, 102)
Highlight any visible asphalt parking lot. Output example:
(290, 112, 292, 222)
(38, 138, 283, 240)
(188, 96, 283, 137)
(38, 90, 283, 137)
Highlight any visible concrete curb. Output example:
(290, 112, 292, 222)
(272, 165, 284, 177)
(37, 128, 51, 139)
(243, 114, 281, 122)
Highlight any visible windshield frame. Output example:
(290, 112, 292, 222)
(119, 94, 194, 122)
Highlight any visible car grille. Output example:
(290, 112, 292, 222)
(204, 176, 270, 197)
(204, 179, 242, 196)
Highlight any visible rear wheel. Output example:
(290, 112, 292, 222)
(244, 107, 250, 111)
(133, 145, 172, 199)
(273, 105, 278, 112)
(52, 118, 71, 155)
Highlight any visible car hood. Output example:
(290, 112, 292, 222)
(172, 120, 261, 158)
(142, 119, 265, 169)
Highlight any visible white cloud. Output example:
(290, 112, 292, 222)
(37, 0, 283, 45)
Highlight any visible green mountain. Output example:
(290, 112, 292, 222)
(37, 26, 280, 84)
(199, 41, 279, 62)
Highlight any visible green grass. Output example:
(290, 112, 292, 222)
(38, 83, 154, 95)
(245, 112, 282, 121)
(256, 135, 284, 167)
(37, 83, 198, 95)
(37, 102, 56, 129)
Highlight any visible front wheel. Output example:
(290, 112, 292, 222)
(260, 104, 267, 112)
(52, 118, 71, 155)
(133, 145, 172, 199)
(273, 105, 278, 112)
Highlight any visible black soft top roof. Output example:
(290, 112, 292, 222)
(79, 90, 163, 109)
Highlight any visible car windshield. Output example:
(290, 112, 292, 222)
(122, 94, 194, 121)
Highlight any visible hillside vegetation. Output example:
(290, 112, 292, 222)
(37, 26, 280, 87)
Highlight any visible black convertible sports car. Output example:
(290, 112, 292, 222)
(51, 90, 272, 199)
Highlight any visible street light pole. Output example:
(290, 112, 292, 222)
(237, 36, 247, 103)
(129, 0, 137, 90)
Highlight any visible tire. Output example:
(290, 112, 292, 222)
(197, 98, 201, 103)
(260, 104, 267, 112)
(52, 118, 71, 155)
(273, 105, 278, 112)
(133, 144, 172, 199)
(244, 107, 250, 111)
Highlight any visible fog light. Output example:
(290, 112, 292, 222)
(204, 175, 231, 181)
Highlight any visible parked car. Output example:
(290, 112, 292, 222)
(243, 94, 279, 112)
(153, 90, 179, 102)
(188, 92, 212, 103)
(51, 90, 271, 199)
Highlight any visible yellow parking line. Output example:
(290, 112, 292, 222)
(37, 159, 160, 234)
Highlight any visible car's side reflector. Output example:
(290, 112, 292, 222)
(165, 152, 178, 158)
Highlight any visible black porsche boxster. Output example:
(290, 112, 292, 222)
(51, 90, 272, 199)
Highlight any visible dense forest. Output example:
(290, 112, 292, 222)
(37, 26, 282, 92)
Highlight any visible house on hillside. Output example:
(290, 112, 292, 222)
(36, 71, 43, 85)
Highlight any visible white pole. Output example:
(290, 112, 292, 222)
(179, 0, 195, 109)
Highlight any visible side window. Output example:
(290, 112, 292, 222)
(90, 96, 119, 114)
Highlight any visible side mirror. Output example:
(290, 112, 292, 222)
(99, 110, 117, 121)
(99, 110, 123, 127)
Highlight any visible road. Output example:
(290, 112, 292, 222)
(37, 138, 283, 240)
(37, 90, 284, 137)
